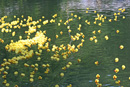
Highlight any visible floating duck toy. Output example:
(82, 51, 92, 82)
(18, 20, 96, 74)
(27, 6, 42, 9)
(38, 76, 42, 80)
(119, 45, 124, 49)
(5, 83, 10, 87)
(115, 80, 121, 85)
(96, 74, 100, 79)
(116, 30, 120, 33)
(123, 16, 125, 19)
(94, 39, 98, 43)
(95, 61, 99, 65)
(30, 78, 34, 82)
(67, 84, 72, 87)
(60, 31, 63, 35)
(105, 35, 109, 40)
(122, 65, 126, 70)
(114, 68, 119, 73)
(113, 75, 117, 80)
(115, 58, 119, 62)
(77, 59, 81, 63)
(95, 79, 99, 85)
(60, 73, 64, 77)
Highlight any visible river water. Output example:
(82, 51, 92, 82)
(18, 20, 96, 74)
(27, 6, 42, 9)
(0, 0, 130, 87)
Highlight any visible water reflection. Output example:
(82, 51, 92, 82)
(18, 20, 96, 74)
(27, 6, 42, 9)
(88, 80, 93, 82)
(107, 74, 111, 76)
(103, 84, 111, 86)
(60, 0, 130, 12)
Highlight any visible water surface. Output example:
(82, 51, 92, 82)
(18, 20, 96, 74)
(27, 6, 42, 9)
(0, 0, 130, 87)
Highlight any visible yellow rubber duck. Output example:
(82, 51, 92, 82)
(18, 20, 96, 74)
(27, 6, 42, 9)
(14, 71, 18, 76)
(113, 75, 117, 80)
(95, 61, 99, 65)
(30, 78, 34, 82)
(42, 64, 46, 68)
(114, 68, 119, 73)
(119, 45, 124, 49)
(19, 36, 22, 40)
(115, 80, 121, 85)
(66, 64, 70, 68)
(5, 83, 10, 87)
(56, 35, 58, 38)
(123, 16, 125, 19)
(67, 84, 72, 87)
(38, 76, 42, 80)
(92, 31, 96, 34)
(37, 57, 41, 61)
(98, 23, 101, 26)
(115, 58, 119, 62)
(94, 39, 98, 43)
(116, 30, 119, 33)
(93, 36, 96, 39)
(98, 30, 101, 33)
(29, 74, 34, 78)
(86, 11, 88, 13)
(55, 84, 59, 87)
(74, 15, 77, 18)
(86, 8, 89, 10)
(60, 31, 63, 35)
(21, 73, 25, 77)
(77, 59, 81, 63)
(60, 73, 64, 77)
(46, 64, 50, 67)
(118, 12, 120, 15)
(78, 17, 81, 20)
(105, 35, 109, 40)
(94, 21, 96, 24)
(97, 83, 102, 87)
(14, 15, 16, 18)
(114, 13, 117, 16)
(68, 29, 71, 32)
(95, 79, 99, 84)
(58, 23, 60, 26)
(96, 74, 100, 79)
(68, 62, 72, 65)
(102, 18, 104, 22)
(12, 31, 16, 36)
(122, 65, 125, 70)
(59, 19, 62, 22)
(109, 19, 112, 22)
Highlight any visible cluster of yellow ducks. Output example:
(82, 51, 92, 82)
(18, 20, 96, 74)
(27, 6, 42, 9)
(0, 7, 128, 87)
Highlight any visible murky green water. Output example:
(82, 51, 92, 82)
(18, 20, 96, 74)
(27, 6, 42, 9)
(0, 0, 130, 87)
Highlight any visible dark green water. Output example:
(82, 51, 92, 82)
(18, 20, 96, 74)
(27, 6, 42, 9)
(0, 0, 130, 87)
